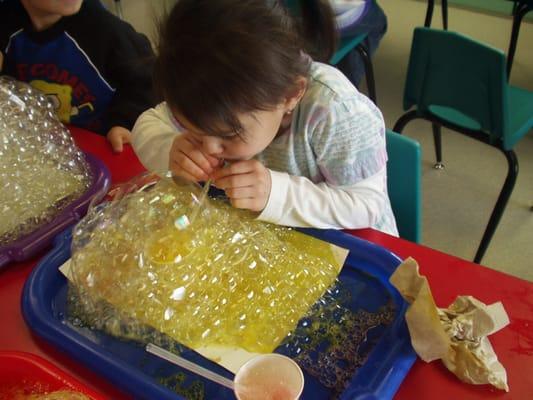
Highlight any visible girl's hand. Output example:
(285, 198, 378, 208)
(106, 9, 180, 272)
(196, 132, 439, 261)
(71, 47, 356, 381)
(212, 160, 272, 212)
(169, 133, 221, 182)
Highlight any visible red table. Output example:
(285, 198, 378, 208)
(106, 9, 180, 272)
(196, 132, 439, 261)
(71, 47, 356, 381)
(1, 128, 532, 399)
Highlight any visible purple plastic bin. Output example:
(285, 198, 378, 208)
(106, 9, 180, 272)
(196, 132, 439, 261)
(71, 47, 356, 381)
(0, 153, 111, 269)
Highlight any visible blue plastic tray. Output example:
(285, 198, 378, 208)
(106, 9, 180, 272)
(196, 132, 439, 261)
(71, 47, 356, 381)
(22, 228, 416, 400)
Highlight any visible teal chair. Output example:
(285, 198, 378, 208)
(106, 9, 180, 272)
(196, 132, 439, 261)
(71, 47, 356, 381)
(386, 130, 422, 243)
(284, 0, 376, 103)
(507, 0, 533, 77)
(424, 0, 532, 77)
(424, 0, 449, 30)
(393, 27, 533, 263)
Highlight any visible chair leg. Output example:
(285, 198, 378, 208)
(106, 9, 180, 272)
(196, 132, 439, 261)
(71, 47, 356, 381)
(507, 2, 532, 79)
(432, 123, 444, 169)
(474, 150, 519, 264)
(425, 0, 435, 27)
(356, 43, 377, 104)
(394, 114, 445, 170)
(392, 110, 419, 134)
(442, 0, 448, 30)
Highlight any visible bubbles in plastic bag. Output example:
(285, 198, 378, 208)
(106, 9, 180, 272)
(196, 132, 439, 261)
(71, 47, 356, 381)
(68, 174, 342, 353)
(0, 77, 92, 245)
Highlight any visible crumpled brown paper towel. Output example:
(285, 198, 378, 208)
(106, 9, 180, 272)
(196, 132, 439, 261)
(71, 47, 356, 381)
(390, 257, 510, 391)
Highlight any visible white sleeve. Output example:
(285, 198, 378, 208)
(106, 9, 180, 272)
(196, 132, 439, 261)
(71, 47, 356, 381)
(131, 102, 181, 173)
(258, 166, 388, 229)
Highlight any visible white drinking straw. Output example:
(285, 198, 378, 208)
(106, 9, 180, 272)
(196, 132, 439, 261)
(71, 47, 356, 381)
(189, 179, 211, 224)
(145, 343, 234, 390)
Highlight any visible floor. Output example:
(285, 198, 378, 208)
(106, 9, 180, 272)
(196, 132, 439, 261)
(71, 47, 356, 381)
(109, 0, 533, 281)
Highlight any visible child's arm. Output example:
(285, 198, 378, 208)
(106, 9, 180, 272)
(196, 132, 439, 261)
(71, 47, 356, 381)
(132, 102, 179, 173)
(258, 167, 388, 229)
(213, 161, 387, 229)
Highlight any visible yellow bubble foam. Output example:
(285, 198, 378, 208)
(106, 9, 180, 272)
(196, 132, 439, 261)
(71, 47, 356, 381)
(70, 178, 342, 354)
(0, 77, 91, 245)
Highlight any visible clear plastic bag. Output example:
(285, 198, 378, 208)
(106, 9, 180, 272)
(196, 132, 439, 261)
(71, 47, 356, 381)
(68, 174, 341, 353)
(0, 77, 91, 245)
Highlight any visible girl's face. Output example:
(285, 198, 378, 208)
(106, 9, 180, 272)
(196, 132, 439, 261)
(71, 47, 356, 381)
(174, 106, 288, 162)
(172, 77, 307, 162)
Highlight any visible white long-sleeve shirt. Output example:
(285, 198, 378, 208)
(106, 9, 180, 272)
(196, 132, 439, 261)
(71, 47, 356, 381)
(132, 62, 398, 235)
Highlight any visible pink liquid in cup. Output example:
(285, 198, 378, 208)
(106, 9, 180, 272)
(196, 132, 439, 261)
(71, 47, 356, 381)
(234, 354, 304, 400)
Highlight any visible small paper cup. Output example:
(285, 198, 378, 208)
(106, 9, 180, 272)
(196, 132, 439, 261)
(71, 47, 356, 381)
(234, 353, 304, 400)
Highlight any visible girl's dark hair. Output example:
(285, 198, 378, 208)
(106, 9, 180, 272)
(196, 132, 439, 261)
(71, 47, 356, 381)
(293, 0, 337, 63)
(155, 0, 336, 136)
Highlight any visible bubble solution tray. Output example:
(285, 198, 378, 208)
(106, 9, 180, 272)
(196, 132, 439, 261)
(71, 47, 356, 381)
(0, 153, 110, 269)
(22, 228, 416, 400)
(0, 351, 105, 399)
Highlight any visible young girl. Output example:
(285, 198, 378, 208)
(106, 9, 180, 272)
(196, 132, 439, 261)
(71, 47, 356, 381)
(131, 0, 398, 236)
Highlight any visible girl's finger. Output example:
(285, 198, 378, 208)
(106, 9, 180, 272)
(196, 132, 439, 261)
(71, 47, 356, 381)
(224, 186, 255, 199)
(187, 149, 215, 174)
(172, 154, 208, 181)
(206, 154, 223, 168)
(215, 172, 256, 189)
(184, 134, 221, 169)
(230, 197, 264, 212)
(172, 138, 213, 176)
(211, 160, 256, 180)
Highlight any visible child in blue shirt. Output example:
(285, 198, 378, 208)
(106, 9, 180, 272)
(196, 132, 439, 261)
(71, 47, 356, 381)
(333, 0, 388, 86)
(132, 0, 398, 235)
(0, 0, 156, 152)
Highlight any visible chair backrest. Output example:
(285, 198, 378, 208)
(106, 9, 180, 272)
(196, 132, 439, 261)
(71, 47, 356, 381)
(386, 130, 422, 243)
(330, 34, 367, 66)
(403, 27, 508, 142)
